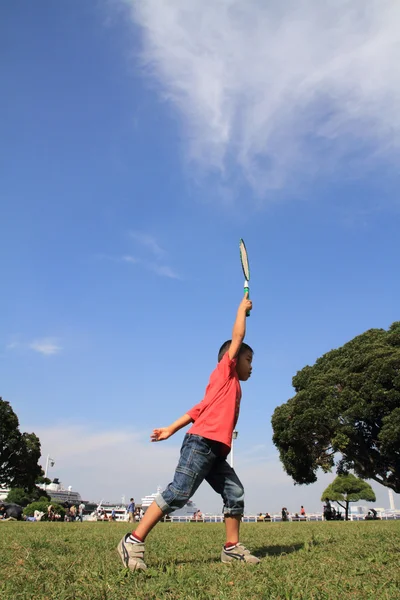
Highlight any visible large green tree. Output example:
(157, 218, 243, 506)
(0, 398, 43, 490)
(321, 474, 376, 520)
(272, 322, 400, 492)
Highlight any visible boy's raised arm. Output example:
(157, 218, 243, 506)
(151, 413, 193, 442)
(228, 293, 253, 359)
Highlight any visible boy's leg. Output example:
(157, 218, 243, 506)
(133, 501, 164, 540)
(206, 460, 260, 564)
(224, 514, 241, 544)
(117, 502, 164, 571)
(118, 434, 216, 570)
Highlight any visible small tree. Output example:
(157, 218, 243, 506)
(321, 474, 376, 520)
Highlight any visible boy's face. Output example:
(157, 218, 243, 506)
(236, 349, 253, 381)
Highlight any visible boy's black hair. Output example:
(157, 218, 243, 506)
(218, 340, 254, 362)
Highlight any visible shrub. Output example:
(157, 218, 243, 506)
(24, 501, 66, 521)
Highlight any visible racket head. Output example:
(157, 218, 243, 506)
(239, 238, 250, 283)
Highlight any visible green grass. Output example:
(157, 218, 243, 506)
(1, 521, 400, 599)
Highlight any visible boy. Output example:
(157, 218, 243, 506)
(117, 293, 259, 570)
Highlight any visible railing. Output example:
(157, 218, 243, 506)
(167, 513, 400, 523)
(168, 514, 325, 523)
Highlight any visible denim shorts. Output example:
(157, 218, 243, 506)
(155, 433, 245, 516)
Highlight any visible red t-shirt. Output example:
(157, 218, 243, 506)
(187, 352, 242, 454)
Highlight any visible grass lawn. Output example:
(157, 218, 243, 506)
(1, 521, 399, 600)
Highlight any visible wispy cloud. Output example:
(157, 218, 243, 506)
(121, 0, 400, 197)
(148, 263, 180, 279)
(6, 340, 20, 350)
(29, 338, 62, 356)
(122, 255, 180, 279)
(130, 231, 165, 259)
(121, 255, 139, 264)
(7, 336, 62, 356)
(120, 231, 180, 279)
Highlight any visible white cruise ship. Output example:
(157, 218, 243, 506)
(38, 478, 82, 504)
(1, 479, 82, 505)
(141, 487, 198, 517)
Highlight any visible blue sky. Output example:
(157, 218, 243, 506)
(1, 0, 400, 513)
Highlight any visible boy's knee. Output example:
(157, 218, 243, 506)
(156, 484, 193, 514)
(223, 481, 245, 515)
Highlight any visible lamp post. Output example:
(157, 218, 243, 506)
(44, 455, 55, 491)
(230, 430, 238, 469)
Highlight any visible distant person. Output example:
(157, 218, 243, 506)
(264, 512, 271, 521)
(281, 507, 288, 521)
(117, 294, 260, 571)
(127, 498, 136, 523)
(300, 506, 306, 517)
(323, 499, 332, 521)
(111, 509, 116, 521)
(366, 508, 379, 520)
(78, 502, 85, 522)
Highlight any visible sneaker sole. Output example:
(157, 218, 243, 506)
(221, 552, 260, 564)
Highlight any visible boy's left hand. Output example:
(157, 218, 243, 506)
(151, 427, 172, 442)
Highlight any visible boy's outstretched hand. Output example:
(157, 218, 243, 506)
(150, 414, 193, 442)
(151, 427, 172, 442)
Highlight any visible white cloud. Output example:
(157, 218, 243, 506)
(121, 255, 139, 264)
(6, 341, 20, 350)
(121, 0, 400, 196)
(149, 263, 180, 279)
(29, 338, 62, 356)
(120, 231, 180, 278)
(6, 336, 62, 356)
(122, 255, 180, 279)
(27, 423, 398, 513)
(130, 231, 165, 259)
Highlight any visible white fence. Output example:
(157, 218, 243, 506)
(167, 513, 400, 523)
(168, 514, 323, 523)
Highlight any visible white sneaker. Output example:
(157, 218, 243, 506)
(221, 543, 260, 564)
(117, 534, 147, 571)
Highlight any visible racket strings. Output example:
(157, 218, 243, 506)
(239, 243, 250, 281)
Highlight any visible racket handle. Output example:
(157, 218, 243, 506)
(244, 286, 250, 317)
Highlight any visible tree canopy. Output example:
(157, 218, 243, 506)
(321, 474, 376, 520)
(272, 322, 400, 492)
(0, 398, 43, 490)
